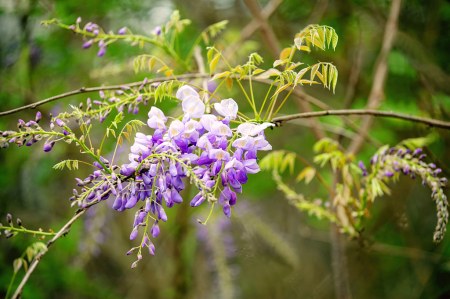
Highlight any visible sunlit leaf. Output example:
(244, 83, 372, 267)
(211, 71, 230, 80)
(13, 258, 23, 273)
(279, 48, 292, 61)
(226, 77, 233, 90)
(296, 167, 316, 184)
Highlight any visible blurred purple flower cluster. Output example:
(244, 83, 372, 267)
(363, 146, 448, 242)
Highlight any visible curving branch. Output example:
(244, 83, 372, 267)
(0, 74, 212, 117)
(272, 109, 450, 130)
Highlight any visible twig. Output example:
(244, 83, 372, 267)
(0, 73, 212, 117)
(347, 0, 403, 154)
(275, 115, 358, 139)
(272, 109, 450, 130)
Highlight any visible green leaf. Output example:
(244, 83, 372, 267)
(332, 30, 338, 50)
(296, 167, 316, 184)
(13, 258, 23, 273)
(279, 48, 292, 61)
(310, 63, 320, 85)
(295, 67, 310, 85)
(210, 54, 220, 73)
(149, 57, 156, 70)
(332, 68, 338, 94)
(226, 77, 233, 90)
(207, 48, 214, 64)
(210, 71, 230, 80)
(326, 28, 333, 48)
(26, 247, 34, 262)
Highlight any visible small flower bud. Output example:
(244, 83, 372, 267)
(82, 39, 93, 49)
(76, 17, 82, 24)
(35, 111, 42, 122)
(154, 26, 161, 35)
(118, 27, 127, 35)
(97, 47, 107, 57)
(56, 119, 65, 127)
(17, 218, 22, 226)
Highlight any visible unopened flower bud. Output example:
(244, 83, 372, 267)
(118, 27, 127, 35)
(82, 39, 93, 49)
(97, 46, 107, 57)
(56, 119, 65, 127)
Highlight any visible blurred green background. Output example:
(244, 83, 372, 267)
(1, 0, 450, 298)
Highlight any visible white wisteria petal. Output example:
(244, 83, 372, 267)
(243, 159, 260, 174)
(130, 143, 151, 156)
(214, 98, 238, 120)
(254, 135, 271, 150)
(176, 85, 199, 101)
(182, 95, 205, 118)
(197, 135, 213, 151)
(252, 123, 275, 135)
(184, 120, 199, 133)
(209, 149, 231, 161)
(168, 120, 185, 139)
(237, 123, 257, 136)
(225, 158, 245, 171)
(200, 114, 217, 131)
(211, 121, 232, 137)
(147, 116, 167, 130)
(148, 106, 167, 122)
(232, 136, 255, 151)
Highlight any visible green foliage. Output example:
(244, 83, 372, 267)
(53, 160, 80, 170)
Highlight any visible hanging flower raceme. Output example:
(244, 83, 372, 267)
(367, 147, 448, 242)
(113, 85, 274, 267)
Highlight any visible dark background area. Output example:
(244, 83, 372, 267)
(1, 0, 450, 298)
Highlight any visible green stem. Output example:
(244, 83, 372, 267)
(0, 226, 56, 237)
(270, 88, 294, 120)
(201, 203, 215, 225)
(205, 78, 226, 105)
(214, 50, 257, 116)
(48, 20, 190, 71)
(5, 272, 17, 299)
(248, 71, 258, 120)
(264, 93, 279, 121)
(258, 80, 275, 117)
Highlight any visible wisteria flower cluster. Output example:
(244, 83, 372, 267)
(114, 86, 273, 264)
(361, 147, 448, 242)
